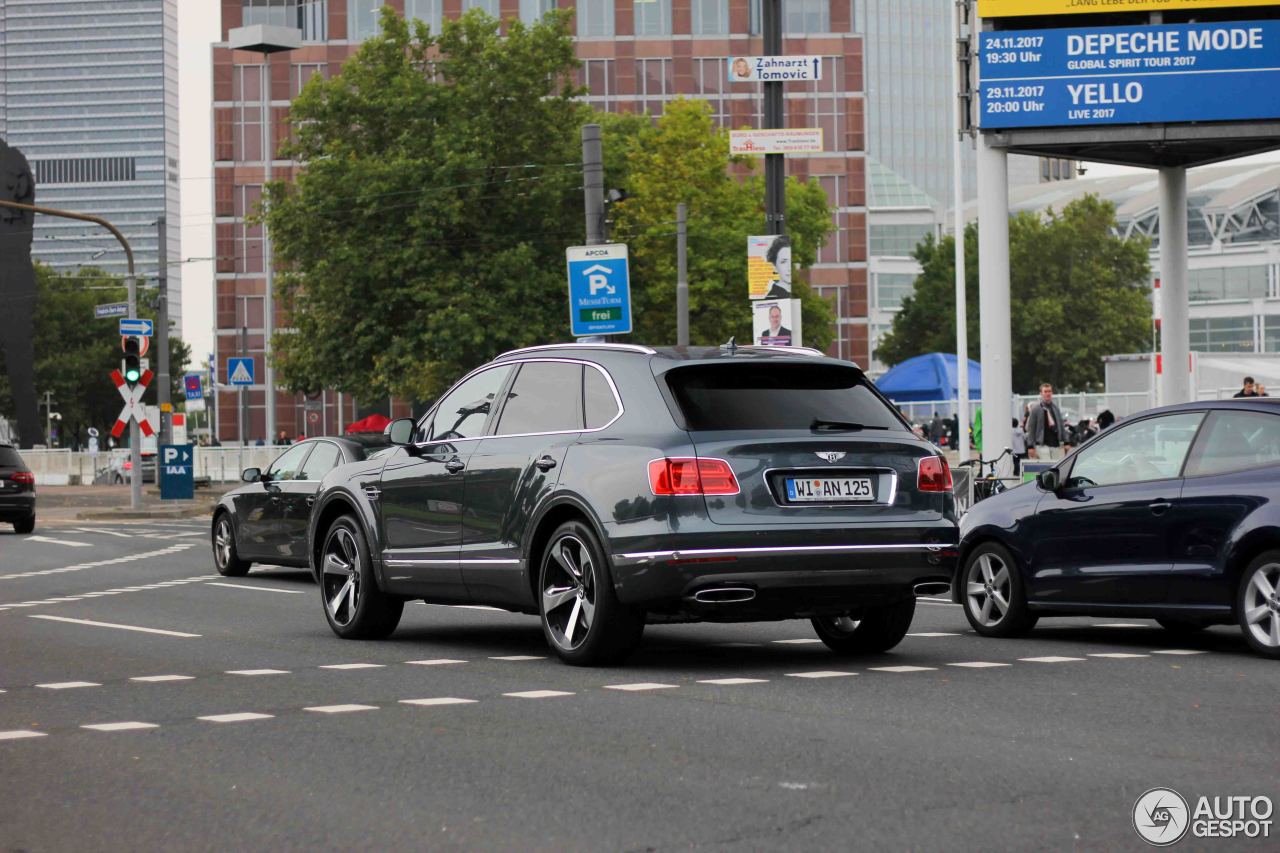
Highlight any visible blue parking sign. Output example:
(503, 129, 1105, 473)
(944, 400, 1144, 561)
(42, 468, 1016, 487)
(567, 243, 632, 337)
(159, 444, 194, 500)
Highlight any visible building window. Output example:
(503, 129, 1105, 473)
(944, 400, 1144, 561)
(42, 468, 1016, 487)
(464, 0, 500, 16)
(519, 0, 556, 24)
(800, 57, 843, 151)
(1190, 316, 1254, 353)
(692, 58, 727, 126)
(32, 157, 137, 185)
(292, 62, 328, 97)
(405, 0, 443, 30)
(348, 0, 383, 40)
(749, 0, 829, 35)
(1263, 316, 1280, 352)
(875, 272, 919, 311)
(577, 0, 614, 37)
(635, 0, 672, 36)
(578, 59, 617, 111)
(1188, 266, 1269, 303)
(232, 65, 264, 162)
(816, 174, 845, 264)
(691, 0, 729, 35)
(234, 185, 265, 275)
(870, 224, 934, 257)
(637, 58, 673, 117)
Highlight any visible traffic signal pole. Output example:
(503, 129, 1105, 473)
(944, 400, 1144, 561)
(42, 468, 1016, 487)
(157, 216, 171, 446)
(0, 199, 142, 509)
(763, 0, 785, 237)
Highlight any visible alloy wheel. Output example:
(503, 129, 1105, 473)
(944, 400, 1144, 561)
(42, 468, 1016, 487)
(322, 526, 361, 627)
(966, 552, 1012, 628)
(824, 616, 862, 634)
(542, 534, 596, 652)
(213, 518, 233, 569)
(1242, 562, 1280, 649)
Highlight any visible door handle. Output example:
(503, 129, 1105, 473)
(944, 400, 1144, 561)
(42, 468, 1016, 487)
(535, 455, 557, 472)
(306, 495, 316, 507)
(445, 459, 466, 474)
(1149, 500, 1172, 515)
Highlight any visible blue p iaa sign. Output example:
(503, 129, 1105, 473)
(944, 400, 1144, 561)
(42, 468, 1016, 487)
(159, 444, 194, 501)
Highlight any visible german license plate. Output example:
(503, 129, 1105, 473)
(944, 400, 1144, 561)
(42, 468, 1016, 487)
(785, 477, 874, 502)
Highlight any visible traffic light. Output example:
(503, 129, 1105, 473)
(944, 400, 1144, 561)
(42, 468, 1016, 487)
(122, 336, 142, 384)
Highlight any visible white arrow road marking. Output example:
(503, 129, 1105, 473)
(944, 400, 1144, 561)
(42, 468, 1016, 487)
(28, 615, 200, 638)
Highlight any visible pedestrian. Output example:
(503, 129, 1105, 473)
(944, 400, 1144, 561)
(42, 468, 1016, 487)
(928, 411, 944, 445)
(1025, 383, 1068, 462)
(1234, 376, 1260, 398)
(1010, 418, 1027, 476)
(1097, 409, 1115, 431)
(1258, 384, 1269, 397)
(274, 429, 290, 446)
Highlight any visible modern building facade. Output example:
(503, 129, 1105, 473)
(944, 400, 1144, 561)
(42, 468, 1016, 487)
(0, 0, 181, 323)
(213, 0, 869, 441)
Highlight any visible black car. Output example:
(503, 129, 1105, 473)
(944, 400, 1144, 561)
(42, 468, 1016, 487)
(956, 399, 1280, 659)
(306, 343, 958, 665)
(212, 435, 387, 576)
(0, 443, 36, 533)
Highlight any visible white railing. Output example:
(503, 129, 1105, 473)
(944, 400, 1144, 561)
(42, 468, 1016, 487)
(895, 392, 1156, 426)
(15, 446, 288, 485)
(194, 447, 283, 483)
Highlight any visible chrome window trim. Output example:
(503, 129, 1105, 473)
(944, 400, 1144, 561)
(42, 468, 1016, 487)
(413, 358, 624, 447)
(496, 342, 656, 359)
(761, 466, 899, 509)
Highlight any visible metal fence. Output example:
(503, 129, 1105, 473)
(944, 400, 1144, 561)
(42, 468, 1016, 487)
(897, 391, 1155, 426)
(16, 446, 287, 485)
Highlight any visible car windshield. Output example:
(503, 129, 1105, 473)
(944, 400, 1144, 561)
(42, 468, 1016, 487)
(666, 363, 907, 432)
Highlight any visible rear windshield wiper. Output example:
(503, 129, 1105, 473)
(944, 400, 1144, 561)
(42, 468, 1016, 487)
(810, 419, 889, 432)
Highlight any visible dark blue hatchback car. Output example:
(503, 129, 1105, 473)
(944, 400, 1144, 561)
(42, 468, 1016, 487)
(956, 399, 1280, 658)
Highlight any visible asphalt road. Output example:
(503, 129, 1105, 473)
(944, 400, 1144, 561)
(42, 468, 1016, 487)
(1, 519, 1276, 851)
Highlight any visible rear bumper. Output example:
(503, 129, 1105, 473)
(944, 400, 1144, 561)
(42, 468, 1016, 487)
(0, 493, 36, 520)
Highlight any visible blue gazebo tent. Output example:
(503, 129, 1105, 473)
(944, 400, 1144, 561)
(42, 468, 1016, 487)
(874, 353, 981, 403)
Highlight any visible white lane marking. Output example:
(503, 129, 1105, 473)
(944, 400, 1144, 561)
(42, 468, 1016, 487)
(785, 671, 857, 679)
(1088, 653, 1150, 659)
(1093, 623, 1152, 628)
(0, 544, 196, 581)
(1018, 656, 1087, 663)
(405, 659, 466, 666)
(908, 632, 961, 638)
(81, 722, 158, 732)
(198, 712, 273, 723)
(26, 535, 92, 548)
(917, 601, 962, 608)
(490, 655, 545, 661)
(1152, 649, 1209, 656)
(304, 704, 379, 714)
(226, 669, 290, 676)
(504, 690, 573, 699)
(771, 639, 824, 645)
(73, 528, 132, 538)
(603, 683, 678, 692)
(0, 730, 46, 741)
(442, 604, 504, 612)
(948, 661, 1011, 669)
(130, 674, 195, 682)
(36, 681, 101, 690)
(400, 697, 477, 707)
(697, 678, 769, 685)
(205, 582, 307, 595)
(869, 666, 937, 673)
(319, 663, 385, 670)
(28, 614, 200, 638)
(916, 596, 955, 603)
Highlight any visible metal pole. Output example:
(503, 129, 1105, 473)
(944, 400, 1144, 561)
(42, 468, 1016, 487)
(952, 1, 970, 464)
(676, 203, 689, 346)
(582, 124, 604, 246)
(44, 392, 53, 447)
(762, 0, 784, 236)
(977, 136, 1012, 468)
(337, 391, 345, 434)
(239, 324, 248, 477)
(262, 56, 278, 446)
(156, 216, 171, 446)
(1158, 166, 1190, 404)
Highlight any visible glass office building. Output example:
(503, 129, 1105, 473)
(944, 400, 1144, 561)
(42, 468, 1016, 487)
(0, 0, 181, 323)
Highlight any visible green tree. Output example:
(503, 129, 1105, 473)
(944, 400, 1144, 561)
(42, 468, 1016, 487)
(0, 265, 190, 447)
(604, 99, 835, 348)
(265, 7, 587, 403)
(875, 195, 1151, 391)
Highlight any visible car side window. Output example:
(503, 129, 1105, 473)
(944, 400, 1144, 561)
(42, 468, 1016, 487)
(422, 365, 512, 441)
(1185, 410, 1280, 477)
(299, 442, 342, 480)
(584, 365, 620, 429)
(1066, 412, 1204, 488)
(266, 443, 313, 482)
(494, 362, 584, 436)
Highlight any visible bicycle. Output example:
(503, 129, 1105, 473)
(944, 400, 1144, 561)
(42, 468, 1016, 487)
(960, 448, 1017, 505)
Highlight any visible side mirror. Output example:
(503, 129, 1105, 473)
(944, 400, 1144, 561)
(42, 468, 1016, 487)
(241, 467, 262, 483)
(1036, 469, 1059, 492)
(385, 417, 415, 446)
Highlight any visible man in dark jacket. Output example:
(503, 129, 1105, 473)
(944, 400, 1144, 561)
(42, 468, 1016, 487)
(1234, 376, 1260, 398)
(1025, 383, 1068, 461)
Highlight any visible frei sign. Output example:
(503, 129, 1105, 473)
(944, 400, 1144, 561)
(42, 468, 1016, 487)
(566, 243, 632, 337)
(979, 20, 1280, 129)
(727, 55, 822, 82)
(729, 129, 824, 156)
(978, 0, 1277, 16)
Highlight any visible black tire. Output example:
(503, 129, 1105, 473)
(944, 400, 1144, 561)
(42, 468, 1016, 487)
(811, 597, 916, 655)
(212, 512, 250, 577)
(1155, 617, 1207, 637)
(319, 515, 403, 640)
(538, 520, 644, 666)
(13, 514, 35, 534)
(960, 542, 1038, 637)
(1236, 550, 1280, 660)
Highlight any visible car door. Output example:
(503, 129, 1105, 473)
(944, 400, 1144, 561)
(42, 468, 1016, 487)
(461, 360, 592, 607)
(288, 440, 344, 561)
(1029, 411, 1204, 607)
(1170, 409, 1280, 609)
(378, 364, 513, 600)
(240, 442, 313, 559)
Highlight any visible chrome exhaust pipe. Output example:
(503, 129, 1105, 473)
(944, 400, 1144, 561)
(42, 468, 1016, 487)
(914, 581, 952, 596)
(692, 587, 757, 604)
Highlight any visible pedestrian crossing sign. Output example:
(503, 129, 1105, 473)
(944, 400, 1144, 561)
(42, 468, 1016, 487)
(227, 357, 255, 387)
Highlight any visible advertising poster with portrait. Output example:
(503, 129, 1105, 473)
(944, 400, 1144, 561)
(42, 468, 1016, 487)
(753, 298, 801, 347)
(747, 235, 793, 300)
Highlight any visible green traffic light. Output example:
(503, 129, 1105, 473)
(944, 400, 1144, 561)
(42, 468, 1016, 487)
(125, 366, 141, 382)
